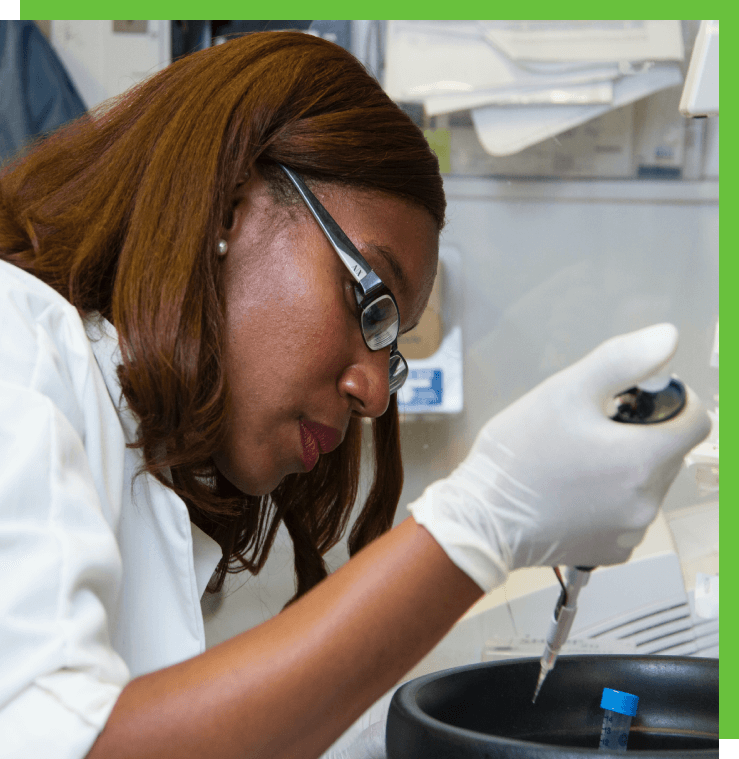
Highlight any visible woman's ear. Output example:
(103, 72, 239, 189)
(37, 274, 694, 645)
(219, 174, 252, 254)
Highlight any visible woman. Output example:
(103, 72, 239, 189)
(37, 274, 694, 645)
(0, 32, 709, 759)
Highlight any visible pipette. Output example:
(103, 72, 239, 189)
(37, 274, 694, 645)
(532, 566, 592, 703)
(531, 376, 687, 704)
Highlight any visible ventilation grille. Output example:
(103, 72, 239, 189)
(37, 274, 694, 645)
(578, 593, 718, 658)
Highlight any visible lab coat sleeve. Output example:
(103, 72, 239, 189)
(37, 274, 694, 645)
(0, 282, 131, 759)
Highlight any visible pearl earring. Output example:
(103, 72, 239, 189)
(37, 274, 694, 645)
(217, 239, 228, 256)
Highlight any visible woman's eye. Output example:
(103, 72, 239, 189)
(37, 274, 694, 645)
(345, 282, 360, 314)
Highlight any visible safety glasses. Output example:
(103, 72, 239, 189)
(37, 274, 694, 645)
(278, 164, 408, 394)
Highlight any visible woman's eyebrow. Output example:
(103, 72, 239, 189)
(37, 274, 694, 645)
(367, 243, 430, 334)
(364, 243, 409, 296)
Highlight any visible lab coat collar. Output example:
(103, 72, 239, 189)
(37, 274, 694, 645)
(83, 315, 139, 445)
(84, 314, 222, 599)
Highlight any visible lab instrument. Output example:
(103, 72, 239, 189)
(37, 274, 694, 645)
(531, 566, 591, 703)
(532, 376, 687, 703)
(387, 656, 717, 757)
(599, 687, 639, 752)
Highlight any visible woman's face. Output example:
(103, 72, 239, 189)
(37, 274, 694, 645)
(213, 172, 439, 496)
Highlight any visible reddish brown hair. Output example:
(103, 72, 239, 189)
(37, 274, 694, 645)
(0, 32, 445, 600)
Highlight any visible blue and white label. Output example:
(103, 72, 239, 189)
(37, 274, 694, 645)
(399, 369, 443, 407)
(397, 322, 463, 415)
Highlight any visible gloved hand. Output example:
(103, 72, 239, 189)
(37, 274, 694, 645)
(409, 323, 712, 592)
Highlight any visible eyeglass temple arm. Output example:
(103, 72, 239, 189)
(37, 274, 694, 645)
(277, 164, 383, 298)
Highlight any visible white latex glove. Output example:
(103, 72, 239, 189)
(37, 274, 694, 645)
(409, 323, 712, 592)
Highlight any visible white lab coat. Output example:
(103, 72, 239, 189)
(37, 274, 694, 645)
(0, 259, 222, 758)
(0, 259, 393, 759)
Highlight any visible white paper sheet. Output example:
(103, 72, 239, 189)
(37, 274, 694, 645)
(425, 80, 614, 116)
(384, 20, 620, 103)
(480, 20, 684, 62)
(384, 21, 686, 157)
(471, 62, 683, 156)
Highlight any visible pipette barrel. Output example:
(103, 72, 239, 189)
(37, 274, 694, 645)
(532, 567, 591, 702)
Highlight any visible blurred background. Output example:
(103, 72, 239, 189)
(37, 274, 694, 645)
(3, 19, 718, 664)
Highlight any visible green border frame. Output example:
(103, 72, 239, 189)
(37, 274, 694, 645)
(20, 0, 450, 19)
(14, 4, 730, 740)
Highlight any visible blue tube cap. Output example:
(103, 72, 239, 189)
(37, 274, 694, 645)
(601, 688, 639, 717)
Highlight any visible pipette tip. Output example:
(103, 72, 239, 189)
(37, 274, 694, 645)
(532, 670, 546, 704)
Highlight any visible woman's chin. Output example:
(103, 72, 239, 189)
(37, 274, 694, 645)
(213, 454, 292, 497)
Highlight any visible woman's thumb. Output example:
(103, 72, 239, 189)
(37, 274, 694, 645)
(575, 323, 679, 402)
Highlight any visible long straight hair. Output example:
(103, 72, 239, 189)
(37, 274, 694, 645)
(0, 32, 445, 600)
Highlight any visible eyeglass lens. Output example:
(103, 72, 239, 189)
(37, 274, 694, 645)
(359, 293, 408, 393)
(361, 294, 399, 351)
(388, 350, 408, 394)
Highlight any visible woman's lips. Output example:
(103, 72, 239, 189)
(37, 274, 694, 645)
(299, 420, 342, 471)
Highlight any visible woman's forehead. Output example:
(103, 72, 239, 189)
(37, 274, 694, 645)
(254, 173, 440, 330)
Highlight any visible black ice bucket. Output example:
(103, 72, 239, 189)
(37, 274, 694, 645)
(386, 655, 718, 758)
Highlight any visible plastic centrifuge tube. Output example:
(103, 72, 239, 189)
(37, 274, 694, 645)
(599, 688, 639, 752)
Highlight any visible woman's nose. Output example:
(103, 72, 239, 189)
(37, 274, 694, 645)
(338, 347, 391, 418)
